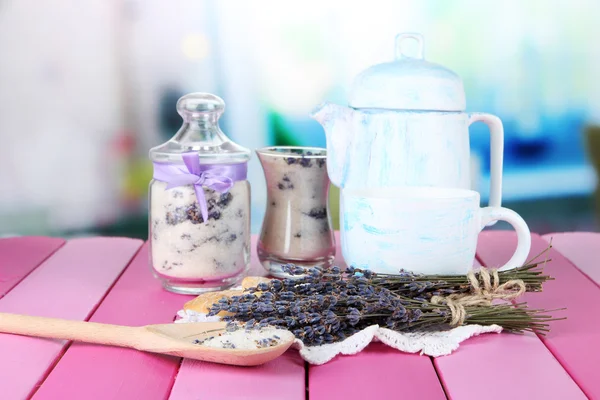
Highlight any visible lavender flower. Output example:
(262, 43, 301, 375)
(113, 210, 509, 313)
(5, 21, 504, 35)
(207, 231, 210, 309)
(346, 308, 361, 326)
(257, 282, 270, 291)
(270, 280, 283, 291)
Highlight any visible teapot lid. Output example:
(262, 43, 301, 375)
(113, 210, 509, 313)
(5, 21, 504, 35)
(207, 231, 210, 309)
(348, 33, 466, 111)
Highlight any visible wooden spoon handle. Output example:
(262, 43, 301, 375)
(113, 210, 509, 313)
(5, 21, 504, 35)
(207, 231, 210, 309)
(0, 312, 140, 348)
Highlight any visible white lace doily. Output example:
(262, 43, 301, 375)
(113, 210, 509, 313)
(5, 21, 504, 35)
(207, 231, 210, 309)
(175, 309, 502, 365)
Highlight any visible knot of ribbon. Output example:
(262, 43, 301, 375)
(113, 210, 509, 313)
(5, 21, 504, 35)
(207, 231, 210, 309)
(152, 152, 247, 223)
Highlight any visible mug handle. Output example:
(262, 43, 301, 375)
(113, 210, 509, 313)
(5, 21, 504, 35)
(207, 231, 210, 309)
(479, 207, 531, 271)
(468, 113, 504, 209)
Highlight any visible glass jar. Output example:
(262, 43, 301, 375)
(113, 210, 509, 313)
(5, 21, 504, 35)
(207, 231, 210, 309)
(149, 93, 251, 294)
(256, 147, 335, 277)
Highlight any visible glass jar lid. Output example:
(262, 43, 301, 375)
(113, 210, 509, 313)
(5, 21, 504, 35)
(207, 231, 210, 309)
(348, 33, 466, 111)
(149, 93, 251, 163)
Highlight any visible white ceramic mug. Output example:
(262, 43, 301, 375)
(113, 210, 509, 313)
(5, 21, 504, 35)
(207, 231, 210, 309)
(340, 187, 531, 275)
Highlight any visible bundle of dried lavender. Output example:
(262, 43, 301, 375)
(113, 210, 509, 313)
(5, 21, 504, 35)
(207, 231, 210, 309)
(208, 262, 562, 347)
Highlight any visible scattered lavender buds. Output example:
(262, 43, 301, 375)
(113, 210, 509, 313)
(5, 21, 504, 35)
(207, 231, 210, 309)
(208, 253, 561, 346)
(193, 324, 288, 350)
(255, 337, 281, 348)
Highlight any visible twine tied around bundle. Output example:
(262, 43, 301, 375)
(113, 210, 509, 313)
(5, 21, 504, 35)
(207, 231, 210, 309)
(430, 267, 527, 327)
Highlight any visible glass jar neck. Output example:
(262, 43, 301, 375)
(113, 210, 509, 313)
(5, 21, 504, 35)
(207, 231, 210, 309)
(173, 114, 226, 144)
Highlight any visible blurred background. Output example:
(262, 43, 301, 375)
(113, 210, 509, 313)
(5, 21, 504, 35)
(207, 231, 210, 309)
(1, 0, 600, 238)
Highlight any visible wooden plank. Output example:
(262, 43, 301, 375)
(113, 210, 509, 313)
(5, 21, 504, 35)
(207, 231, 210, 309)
(0, 237, 142, 400)
(435, 332, 584, 400)
(0, 237, 65, 298)
(475, 231, 600, 399)
(542, 232, 600, 286)
(33, 242, 191, 400)
(309, 344, 445, 400)
(170, 351, 306, 400)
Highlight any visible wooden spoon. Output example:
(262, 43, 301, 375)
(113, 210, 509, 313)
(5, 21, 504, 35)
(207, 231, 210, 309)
(0, 312, 295, 366)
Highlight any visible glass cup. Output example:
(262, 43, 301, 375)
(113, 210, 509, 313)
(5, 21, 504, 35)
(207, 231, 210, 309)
(256, 146, 336, 277)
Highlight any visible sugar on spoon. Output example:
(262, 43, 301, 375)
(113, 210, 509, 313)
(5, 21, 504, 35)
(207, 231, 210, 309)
(0, 312, 295, 366)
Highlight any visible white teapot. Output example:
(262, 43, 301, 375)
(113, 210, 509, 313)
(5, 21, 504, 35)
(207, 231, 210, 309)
(311, 32, 503, 204)
(311, 33, 508, 272)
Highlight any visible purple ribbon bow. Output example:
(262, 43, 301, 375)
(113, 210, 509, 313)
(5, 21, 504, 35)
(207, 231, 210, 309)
(153, 152, 247, 223)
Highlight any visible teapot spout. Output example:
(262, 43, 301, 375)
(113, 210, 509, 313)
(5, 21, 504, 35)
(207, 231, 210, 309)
(310, 102, 354, 188)
(310, 102, 351, 128)
(310, 102, 331, 124)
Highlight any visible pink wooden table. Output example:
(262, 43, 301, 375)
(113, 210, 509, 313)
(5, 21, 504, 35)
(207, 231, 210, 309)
(0, 232, 597, 399)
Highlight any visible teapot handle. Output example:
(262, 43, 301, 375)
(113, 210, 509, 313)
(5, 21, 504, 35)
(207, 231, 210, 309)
(468, 113, 503, 209)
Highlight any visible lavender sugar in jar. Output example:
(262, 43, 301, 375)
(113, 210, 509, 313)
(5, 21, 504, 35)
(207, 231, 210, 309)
(256, 147, 335, 277)
(149, 93, 251, 294)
